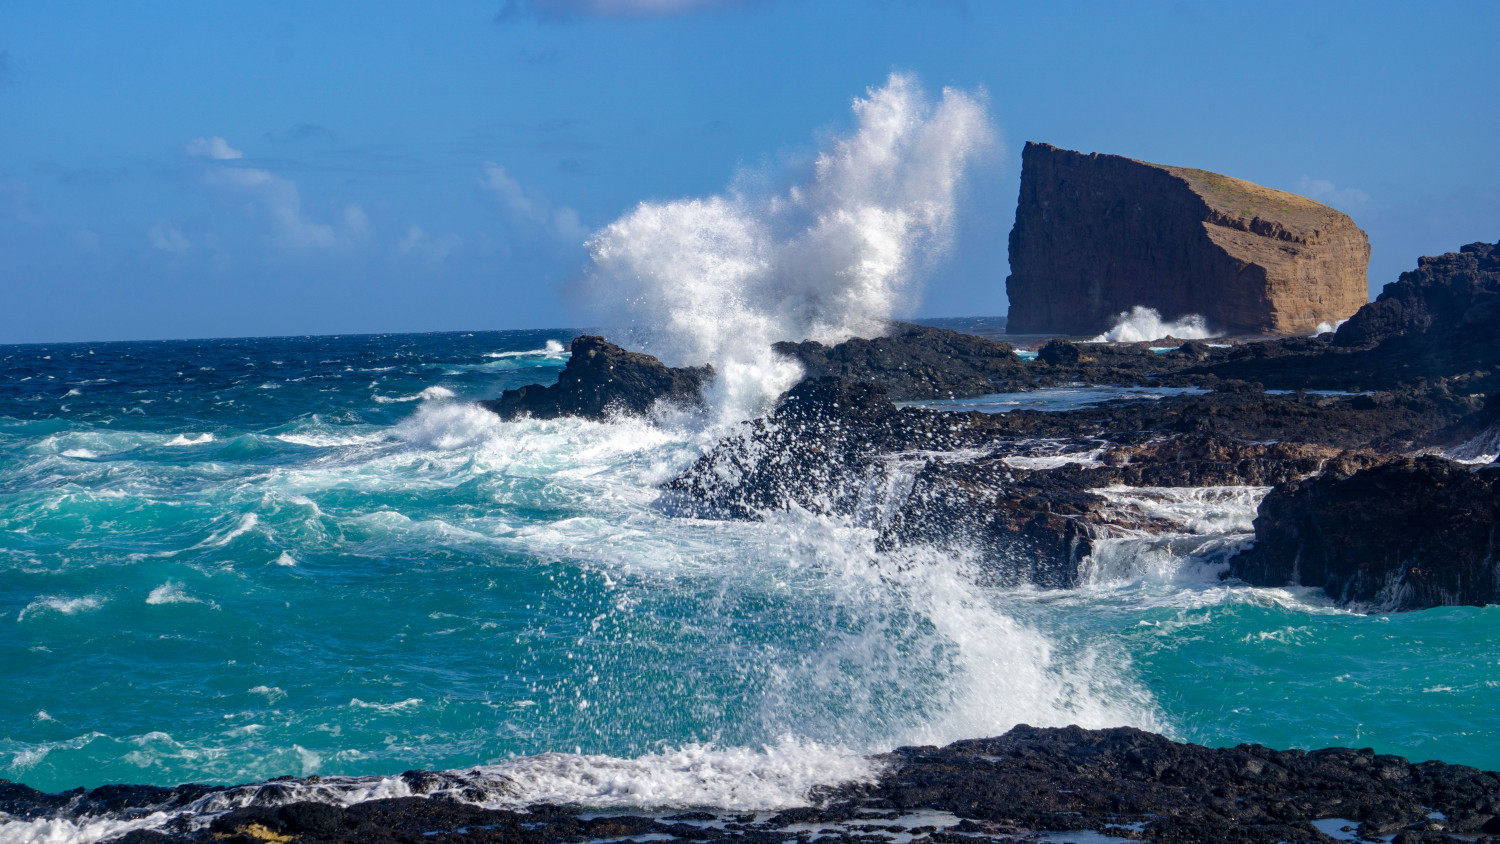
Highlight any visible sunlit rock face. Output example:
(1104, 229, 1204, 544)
(1005, 142, 1370, 336)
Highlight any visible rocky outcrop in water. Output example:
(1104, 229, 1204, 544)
(479, 335, 713, 421)
(38, 726, 1500, 843)
(1006, 142, 1370, 336)
(1231, 456, 1500, 610)
(772, 323, 1027, 400)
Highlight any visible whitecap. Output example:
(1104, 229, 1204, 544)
(164, 432, 215, 446)
(17, 595, 106, 622)
(145, 581, 215, 608)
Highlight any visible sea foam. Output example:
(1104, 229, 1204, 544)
(1089, 306, 1219, 343)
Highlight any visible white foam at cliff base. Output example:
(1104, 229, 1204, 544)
(584, 73, 994, 421)
(1089, 307, 1219, 343)
(1313, 319, 1348, 336)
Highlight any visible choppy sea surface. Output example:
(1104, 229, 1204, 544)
(2, 329, 1497, 836)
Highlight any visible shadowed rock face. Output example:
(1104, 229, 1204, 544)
(1006, 142, 1370, 336)
(1231, 456, 1500, 610)
(479, 335, 713, 421)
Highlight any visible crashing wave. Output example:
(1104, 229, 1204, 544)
(1089, 306, 1219, 343)
(583, 73, 994, 420)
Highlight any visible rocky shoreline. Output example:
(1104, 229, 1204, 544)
(8, 726, 1499, 843)
(11, 242, 1493, 842)
(486, 238, 1500, 611)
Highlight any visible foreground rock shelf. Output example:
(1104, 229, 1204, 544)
(11, 726, 1498, 843)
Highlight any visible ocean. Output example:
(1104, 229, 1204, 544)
(2, 328, 1497, 840)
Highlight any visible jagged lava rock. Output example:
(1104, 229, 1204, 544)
(479, 335, 712, 421)
(772, 322, 1026, 400)
(1006, 141, 1370, 336)
(1231, 456, 1500, 610)
(1200, 238, 1500, 419)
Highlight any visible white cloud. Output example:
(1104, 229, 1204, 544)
(478, 161, 587, 246)
(147, 220, 191, 254)
(184, 136, 244, 160)
(204, 166, 367, 251)
(398, 226, 462, 263)
(1296, 176, 1372, 210)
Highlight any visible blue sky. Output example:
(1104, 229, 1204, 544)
(1, 1, 1496, 343)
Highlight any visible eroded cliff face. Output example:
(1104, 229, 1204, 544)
(1005, 142, 1370, 336)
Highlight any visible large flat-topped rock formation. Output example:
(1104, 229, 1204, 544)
(1006, 142, 1370, 336)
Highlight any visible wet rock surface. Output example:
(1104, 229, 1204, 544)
(480, 335, 713, 421)
(772, 323, 1027, 400)
(660, 376, 1432, 587)
(20, 726, 1497, 843)
(1231, 456, 1500, 610)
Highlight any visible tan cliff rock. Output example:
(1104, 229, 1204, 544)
(1005, 142, 1370, 336)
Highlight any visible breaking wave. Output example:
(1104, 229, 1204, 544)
(1089, 306, 1218, 343)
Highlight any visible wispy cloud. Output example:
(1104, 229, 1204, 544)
(398, 227, 463, 263)
(204, 164, 368, 251)
(147, 220, 191, 254)
(185, 136, 244, 160)
(478, 162, 589, 246)
(1296, 176, 1372, 211)
(495, 0, 760, 22)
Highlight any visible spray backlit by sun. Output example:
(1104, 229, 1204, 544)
(583, 73, 995, 420)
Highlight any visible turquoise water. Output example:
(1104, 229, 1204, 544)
(2, 330, 1497, 810)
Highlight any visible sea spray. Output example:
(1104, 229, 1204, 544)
(583, 73, 995, 421)
(1089, 306, 1219, 343)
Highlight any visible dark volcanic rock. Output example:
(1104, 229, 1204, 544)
(1231, 456, 1500, 610)
(771, 322, 1025, 400)
(479, 335, 713, 421)
(1203, 238, 1500, 399)
(860, 725, 1500, 843)
(1336, 239, 1500, 349)
(662, 376, 1414, 587)
(1006, 141, 1370, 336)
(52, 726, 1500, 843)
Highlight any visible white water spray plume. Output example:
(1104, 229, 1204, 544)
(1089, 306, 1219, 343)
(583, 73, 995, 420)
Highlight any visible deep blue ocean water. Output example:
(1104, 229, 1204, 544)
(2, 330, 1496, 835)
